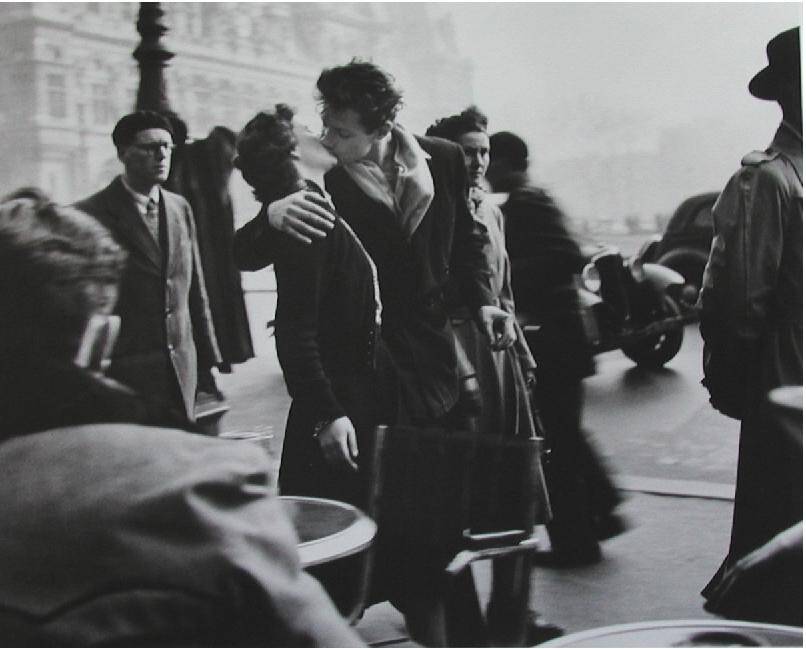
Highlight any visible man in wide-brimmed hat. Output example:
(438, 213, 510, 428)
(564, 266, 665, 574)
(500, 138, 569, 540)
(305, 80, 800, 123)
(699, 26, 802, 622)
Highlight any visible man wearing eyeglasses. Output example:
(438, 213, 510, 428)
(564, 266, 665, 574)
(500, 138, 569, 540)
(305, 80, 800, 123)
(75, 110, 221, 425)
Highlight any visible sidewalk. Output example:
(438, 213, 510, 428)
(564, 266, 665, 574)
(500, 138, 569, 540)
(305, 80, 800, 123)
(218, 354, 733, 646)
(353, 491, 732, 646)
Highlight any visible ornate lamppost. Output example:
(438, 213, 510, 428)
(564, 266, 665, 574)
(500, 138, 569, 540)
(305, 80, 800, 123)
(133, 2, 174, 112)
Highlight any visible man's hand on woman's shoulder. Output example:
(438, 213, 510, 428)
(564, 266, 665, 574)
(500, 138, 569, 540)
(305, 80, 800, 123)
(266, 189, 336, 245)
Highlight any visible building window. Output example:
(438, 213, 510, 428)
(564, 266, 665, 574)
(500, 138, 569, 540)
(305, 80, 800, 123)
(195, 89, 212, 129)
(91, 83, 112, 125)
(46, 73, 67, 119)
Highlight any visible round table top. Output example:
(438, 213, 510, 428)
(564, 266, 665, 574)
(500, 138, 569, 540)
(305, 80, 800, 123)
(279, 495, 377, 568)
(537, 619, 803, 647)
(218, 430, 274, 442)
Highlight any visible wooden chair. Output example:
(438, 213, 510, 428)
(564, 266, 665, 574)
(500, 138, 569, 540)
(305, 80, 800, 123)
(363, 425, 550, 647)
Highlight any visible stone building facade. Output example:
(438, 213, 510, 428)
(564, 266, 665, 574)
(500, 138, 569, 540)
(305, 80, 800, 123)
(0, 2, 473, 203)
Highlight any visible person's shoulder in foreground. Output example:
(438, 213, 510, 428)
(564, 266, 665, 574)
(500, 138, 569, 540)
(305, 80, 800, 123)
(0, 421, 364, 646)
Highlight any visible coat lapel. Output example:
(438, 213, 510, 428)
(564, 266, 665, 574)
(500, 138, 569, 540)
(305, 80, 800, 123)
(104, 178, 162, 272)
(328, 167, 399, 231)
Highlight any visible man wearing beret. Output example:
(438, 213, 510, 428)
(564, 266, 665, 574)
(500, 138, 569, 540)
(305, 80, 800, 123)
(76, 111, 221, 424)
(700, 26, 802, 602)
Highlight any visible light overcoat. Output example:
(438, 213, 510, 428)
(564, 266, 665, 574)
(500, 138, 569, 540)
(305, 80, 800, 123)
(0, 423, 361, 646)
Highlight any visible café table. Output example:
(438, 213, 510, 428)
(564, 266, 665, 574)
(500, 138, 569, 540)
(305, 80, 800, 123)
(538, 619, 803, 647)
(280, 495, 377, 621)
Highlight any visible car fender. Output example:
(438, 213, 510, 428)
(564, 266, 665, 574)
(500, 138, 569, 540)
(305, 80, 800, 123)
(642, 262, 685, 292)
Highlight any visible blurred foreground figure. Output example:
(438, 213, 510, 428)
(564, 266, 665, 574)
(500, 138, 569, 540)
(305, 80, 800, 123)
(700, 27, 802, 601)
(0, 195, 362, 646)
(75, 111, 221, 424)
(487, 131, 624, 565)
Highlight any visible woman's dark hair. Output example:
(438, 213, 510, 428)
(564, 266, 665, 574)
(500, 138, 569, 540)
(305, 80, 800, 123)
(316, 59, 403, 132)
(234, 104, 304, 205)
(425, 106, 488, 142)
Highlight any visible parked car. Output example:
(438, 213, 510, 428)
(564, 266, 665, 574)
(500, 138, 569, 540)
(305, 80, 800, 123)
(639, 191, 719, 297)
(574, 246, 699, 369)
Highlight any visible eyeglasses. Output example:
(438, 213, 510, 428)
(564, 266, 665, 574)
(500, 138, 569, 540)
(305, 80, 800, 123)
(132, 142, 176, 156)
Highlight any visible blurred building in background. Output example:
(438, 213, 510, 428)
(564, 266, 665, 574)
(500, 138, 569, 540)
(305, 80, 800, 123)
(0, 2, 473, 203)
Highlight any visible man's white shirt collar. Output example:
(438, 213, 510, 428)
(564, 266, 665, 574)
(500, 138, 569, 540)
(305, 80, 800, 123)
(120, 175, 160, 211)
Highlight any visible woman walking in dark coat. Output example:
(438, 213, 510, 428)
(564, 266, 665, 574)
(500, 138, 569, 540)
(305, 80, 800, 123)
(233, 105, 401, 507)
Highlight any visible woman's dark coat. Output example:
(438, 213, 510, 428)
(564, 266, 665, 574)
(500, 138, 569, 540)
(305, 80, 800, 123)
(234, 199, 400, 505)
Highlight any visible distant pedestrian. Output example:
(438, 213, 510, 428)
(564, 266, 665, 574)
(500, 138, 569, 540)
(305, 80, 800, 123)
(75, 111, 221, 424)
(487, 131, 625, 566)
(700, 26, 802, 601)
(426, 107, 539, 439)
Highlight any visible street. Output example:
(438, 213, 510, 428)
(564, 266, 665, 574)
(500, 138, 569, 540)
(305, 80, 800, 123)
(584, 323, 739, 492)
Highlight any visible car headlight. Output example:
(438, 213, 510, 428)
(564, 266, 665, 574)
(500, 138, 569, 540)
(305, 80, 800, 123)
(581, 263, 601, 293)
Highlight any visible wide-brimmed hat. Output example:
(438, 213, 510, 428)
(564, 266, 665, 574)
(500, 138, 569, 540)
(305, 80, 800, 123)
(749, 27, 801, 100)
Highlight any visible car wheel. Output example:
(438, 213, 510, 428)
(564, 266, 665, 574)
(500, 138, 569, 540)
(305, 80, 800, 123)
(621, 295, 684, 368)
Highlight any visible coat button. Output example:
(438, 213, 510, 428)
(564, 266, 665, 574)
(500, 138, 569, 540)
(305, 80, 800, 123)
(167, 343, 174, 352)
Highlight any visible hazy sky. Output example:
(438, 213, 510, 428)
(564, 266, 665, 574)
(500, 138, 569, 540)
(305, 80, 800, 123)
(442, 2, 799, 157)
(433, 2, 800, 216)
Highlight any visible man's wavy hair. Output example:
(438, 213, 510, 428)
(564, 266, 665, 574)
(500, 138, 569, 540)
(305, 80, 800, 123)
(0, 192, 125, 362)
(234, 104, 304, 205)
(316, 60, 404, 132)
(425, 106, 488, 143)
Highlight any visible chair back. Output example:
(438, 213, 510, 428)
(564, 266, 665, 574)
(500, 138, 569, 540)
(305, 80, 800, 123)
(364, 425, 544, 555)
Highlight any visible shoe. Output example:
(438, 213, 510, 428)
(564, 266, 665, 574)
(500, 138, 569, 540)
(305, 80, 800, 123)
(526, 619, 565, 644)
(594, 511, 629, 540)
